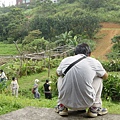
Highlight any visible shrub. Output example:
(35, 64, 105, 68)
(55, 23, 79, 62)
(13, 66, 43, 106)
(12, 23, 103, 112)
(102, 73, 120, 101)
(0, 81, 8, 93)
(101, 59, 120, 72)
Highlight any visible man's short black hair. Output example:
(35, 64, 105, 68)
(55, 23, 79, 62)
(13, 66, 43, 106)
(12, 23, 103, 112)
(46, 79, 49, 83)
(12, 77, 15, 81)
(74, 43, 91, 56)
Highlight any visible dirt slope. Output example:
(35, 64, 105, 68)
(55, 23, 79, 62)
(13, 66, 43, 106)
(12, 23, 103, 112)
(92, 22, 120, 61)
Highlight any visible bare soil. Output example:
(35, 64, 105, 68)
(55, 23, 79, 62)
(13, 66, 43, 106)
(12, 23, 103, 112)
(92, 22, 120, 61)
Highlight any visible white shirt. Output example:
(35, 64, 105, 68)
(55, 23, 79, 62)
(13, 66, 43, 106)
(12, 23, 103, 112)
(11, 80, 19, 89)
(57, 54, 106, 109)
(0, 71, 7, 79)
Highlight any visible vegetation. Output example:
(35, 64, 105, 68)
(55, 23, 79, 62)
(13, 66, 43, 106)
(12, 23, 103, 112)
(0, 94, 57, 115)
(0, 1, 114, 43)
(102, 73, 120, 101)
(107, 35, 120, 59)
(0, 68, 120, 115)
(102, 60, 120, 72)
(0, 56, 120, 101)
(0, 0, 120, 116)
(0, 42, 21, 55)
(0, 0, 120, 57)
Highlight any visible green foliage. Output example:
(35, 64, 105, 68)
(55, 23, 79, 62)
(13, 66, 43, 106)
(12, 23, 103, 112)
(0, 14, 9, 41)
(0, 58, 62, 79)
(0, 8, 28, 43)
(0, 95, 23, 115)
(22, 30, 42, 45)
(101, 60, 120, 72)
(30, 15, 100, 40)
(55, 31, 73, 46)
(107, 35, 120, 59)
(1, 0, 120, 44)
(22, 38, 49, 53)
(0, 62, 120, 115)
(112, 35, 120, 44)
(0, 93, 120, 115)
(0, 81, 8, 93)
(22, 29, 49, 53)
(49, 75, 58, 97)
(80, 0, 105, 10)
(102, 73, 120, 101)
(0, 94, 57, 115)
(55, 31, 96, 51)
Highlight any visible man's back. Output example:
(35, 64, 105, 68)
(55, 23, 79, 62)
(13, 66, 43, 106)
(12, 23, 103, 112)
(56, 43, 108, 117)
(58, 54, 106, 109)
(44, 83, 50, 92)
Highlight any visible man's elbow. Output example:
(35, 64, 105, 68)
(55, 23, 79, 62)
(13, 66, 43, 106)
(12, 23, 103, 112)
(102, 72, 108, 80)
(56, 72, 60, 77)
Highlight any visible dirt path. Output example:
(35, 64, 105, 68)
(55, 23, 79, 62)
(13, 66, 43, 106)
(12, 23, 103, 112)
(92, 22, 120, 61)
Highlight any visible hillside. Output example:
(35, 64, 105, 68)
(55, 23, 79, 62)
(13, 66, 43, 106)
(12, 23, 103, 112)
(92, 22, 120, 61)
(0, 22, 120, 64)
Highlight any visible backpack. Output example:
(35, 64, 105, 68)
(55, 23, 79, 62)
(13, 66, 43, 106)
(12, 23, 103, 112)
(32, 88, 35, 94)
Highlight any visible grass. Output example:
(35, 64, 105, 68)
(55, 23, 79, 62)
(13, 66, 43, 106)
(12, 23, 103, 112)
(0, 69, 119, 115)
(103, 100, 120, 114)
(0, 94, 57, 115)
(0, 42, 21, 55)
(0, 94, 120, 115)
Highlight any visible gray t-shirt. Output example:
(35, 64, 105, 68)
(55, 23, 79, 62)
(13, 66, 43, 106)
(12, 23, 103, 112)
(57, 54, 106, 109)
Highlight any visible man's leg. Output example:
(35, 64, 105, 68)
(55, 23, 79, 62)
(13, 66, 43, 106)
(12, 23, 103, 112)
(34, 92, 37, 98)
(54, 76, 68, 116)
(12, 89, 15, 96)
(57, 76, 63, 104)
(92, 77, 103, 107)
(87, 77, 108, 117)
(37, 92, 40, 99)
(15, 88, 19, 97)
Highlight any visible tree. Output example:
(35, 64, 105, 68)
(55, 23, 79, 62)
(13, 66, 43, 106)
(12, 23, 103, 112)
(72, 15, 101, 39)
(80, 0, 105, 10)
(22, 30, 49, 53)
(24, 38, 49, 53)
(7, 8, 29, 43)
(0, 8, 29, 43)
(22, 30, 42, 45)
(107, 35, 120, 59)
(30, 14, 100, 41)
(0, 15, 9, 41)
(111, 35, 120, 54)
(55, 31, 73, 46)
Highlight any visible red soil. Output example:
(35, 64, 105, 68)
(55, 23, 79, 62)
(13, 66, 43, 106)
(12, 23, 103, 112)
(92, 22, 120, 61)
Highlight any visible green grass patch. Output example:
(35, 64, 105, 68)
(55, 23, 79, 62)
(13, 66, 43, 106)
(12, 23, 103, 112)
(17, 68, 57, 90)
(103, 100, 120, 114)
(0, 94, 120, 115)
(0, 94, 57, 115)
(0, 66, 120, 115)
(0, 42, 21, 55)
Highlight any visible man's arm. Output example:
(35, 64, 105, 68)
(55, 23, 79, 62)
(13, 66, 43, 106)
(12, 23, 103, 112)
(102, 72, 108, 80)
(56, 72, 60, 77)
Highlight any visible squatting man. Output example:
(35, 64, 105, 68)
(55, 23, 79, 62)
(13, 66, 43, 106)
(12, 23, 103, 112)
(55, 43, 108, 118)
